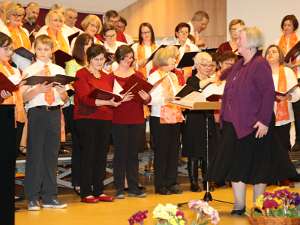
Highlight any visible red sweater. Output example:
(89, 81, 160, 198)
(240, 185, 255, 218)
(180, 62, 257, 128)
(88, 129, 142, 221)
(73, 67, 114, 121)
(112, 72, 146, 125)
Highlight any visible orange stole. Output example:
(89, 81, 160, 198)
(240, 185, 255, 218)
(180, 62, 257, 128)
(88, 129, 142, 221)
(7, 25, 31, 50)
(137, 44, 156, 79)
(279, 32, 298, 76)
(47, 27, 70, 53)
(158, 70, 184, 124)
(0, 62, 26, 123)
(275, 66, 289, 122)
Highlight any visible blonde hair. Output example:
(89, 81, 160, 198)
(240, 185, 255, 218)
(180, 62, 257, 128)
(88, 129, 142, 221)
(34, 34, 54, 49)
(81, 14, 102, 34)
(193, 52, 212, 65)
(228, 19, 245, 30)
(153, 47, 176, 67)
(45, 10, 64, 26)
(5, 2, 24, 21)
(242, 26, 264, 49)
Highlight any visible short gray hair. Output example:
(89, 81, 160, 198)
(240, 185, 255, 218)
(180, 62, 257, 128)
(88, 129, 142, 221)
(243, 26, 264, 49)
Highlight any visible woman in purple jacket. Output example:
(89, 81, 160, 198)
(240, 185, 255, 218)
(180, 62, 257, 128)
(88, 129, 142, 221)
(209, 27, 275, 216)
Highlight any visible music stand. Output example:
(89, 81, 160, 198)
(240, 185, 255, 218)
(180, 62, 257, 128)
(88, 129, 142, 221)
(170, 101, 233, 206)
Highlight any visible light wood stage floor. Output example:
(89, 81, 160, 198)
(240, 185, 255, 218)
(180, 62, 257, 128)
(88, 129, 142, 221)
(15, 185, 300, 225)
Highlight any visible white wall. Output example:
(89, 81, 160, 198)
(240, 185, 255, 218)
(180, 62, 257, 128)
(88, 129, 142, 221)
(227, 0, 300, 47)
(17, 0, 137, 13)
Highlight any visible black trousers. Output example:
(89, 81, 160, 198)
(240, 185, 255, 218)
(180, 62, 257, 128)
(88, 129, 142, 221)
(293, 100, 300, 143)
(112, 124, 145, 193)
(25, 107, 61, 202)
(62, 105, 80, 186)
(150, 117, 181, 190)
(75, 119, 111, 198)
(0, 105, 16, 225)
(16, 121, 24, 156)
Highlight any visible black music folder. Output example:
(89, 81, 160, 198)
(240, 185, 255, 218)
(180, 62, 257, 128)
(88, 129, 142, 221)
(54, 50, 73, 68)
(175, 84, 197, 98)
(24, 74, 77, 85)
(177, 51, 198, 68)
(14, 47, 35, 61)
(285, 41, 300, 63)
(68, 31, 80, 45)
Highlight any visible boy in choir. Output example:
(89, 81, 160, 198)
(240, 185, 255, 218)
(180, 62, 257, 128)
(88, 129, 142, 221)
(21, 34, 68, 211)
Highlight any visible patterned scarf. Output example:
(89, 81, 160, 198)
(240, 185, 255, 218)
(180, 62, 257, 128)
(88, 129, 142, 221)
(7, 24, 31, 50)
(0, 62, 26, 123)
(275, 66, 289, 122)
(47, 27, 70, 53)
(137, 43, 156, 79)
(158, 70, 184, 124)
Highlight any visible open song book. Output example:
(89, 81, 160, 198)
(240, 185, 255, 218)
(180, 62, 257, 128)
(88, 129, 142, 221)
(171, 82, 225, 109)
(89, 74, 167, 102)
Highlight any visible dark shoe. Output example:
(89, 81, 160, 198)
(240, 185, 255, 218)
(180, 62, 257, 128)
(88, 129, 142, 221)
(155, 187, 171, 195)
(279, 179, 295, 188)
(81, 196, 99, 203)
(128, 191, 146, 198)
(190, 182, 200, 192)
(115, 191, 125, 199)
(188, 159, 200, 192)
(28, 200, 40, 211)
(231, 207, 246, 216)
(168, 184, 183, 194)
(97, 194, 114, 202)
(291, 142, 300, 152)
(42, 199, 67, 208)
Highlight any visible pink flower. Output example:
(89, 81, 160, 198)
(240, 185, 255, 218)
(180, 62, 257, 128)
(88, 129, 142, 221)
(263, 199, 279, 209)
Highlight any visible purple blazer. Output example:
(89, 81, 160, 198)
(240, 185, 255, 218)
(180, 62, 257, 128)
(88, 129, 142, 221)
(221, 53, 275, 139)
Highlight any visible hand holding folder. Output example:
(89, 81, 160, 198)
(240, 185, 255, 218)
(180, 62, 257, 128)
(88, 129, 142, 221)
(119, 75, 153, 102)
(275, 83, 299, 96)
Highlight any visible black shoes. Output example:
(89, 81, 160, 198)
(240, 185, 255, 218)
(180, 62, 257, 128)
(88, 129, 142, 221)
(168, 185, 183, 194)
(155, 187, 171, 195)
(190, 181, 200, 192)
(231, 207, 246, 216)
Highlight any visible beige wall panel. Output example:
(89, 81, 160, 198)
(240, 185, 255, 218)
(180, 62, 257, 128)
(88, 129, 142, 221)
(120, 0, 227, 47)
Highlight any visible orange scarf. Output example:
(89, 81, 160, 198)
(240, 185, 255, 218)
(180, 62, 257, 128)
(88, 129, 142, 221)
(137, 43, 156, 79)
(158, 70, 184, 124)
(47, 27, 70, 53)
(0, 62, 26, 123)
(279, 32, 298, 75)
(7, 24, 31, 50)
(275, 66, 289, 122)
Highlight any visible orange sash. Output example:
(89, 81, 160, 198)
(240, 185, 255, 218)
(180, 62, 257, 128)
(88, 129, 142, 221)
(275, 66, 289, 122)
(47, 27, 70, 53)
(279, 32, 298, 75)
(137, 44, 156, 79)
(7, 25, 31, 50)
(0, 62, 26, 123)
(158, 70, 184, 124)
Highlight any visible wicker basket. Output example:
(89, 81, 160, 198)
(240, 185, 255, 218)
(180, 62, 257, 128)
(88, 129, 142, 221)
(248, 216, 300, 225)
(248, 209, 300, 225)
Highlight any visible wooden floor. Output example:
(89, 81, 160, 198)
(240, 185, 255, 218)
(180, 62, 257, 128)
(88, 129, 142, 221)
(15, 185, 300, 225)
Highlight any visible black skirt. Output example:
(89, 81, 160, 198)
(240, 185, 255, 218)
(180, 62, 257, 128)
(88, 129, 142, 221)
(182, 110, 217, 160)
(208, 121, 275, 184)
